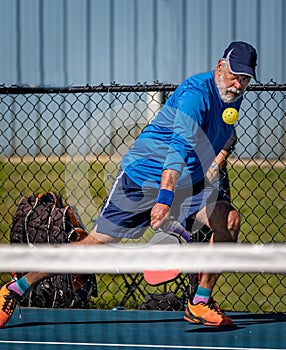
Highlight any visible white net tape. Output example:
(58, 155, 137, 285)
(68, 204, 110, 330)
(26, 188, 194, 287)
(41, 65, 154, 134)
(1, 243, 286, 274)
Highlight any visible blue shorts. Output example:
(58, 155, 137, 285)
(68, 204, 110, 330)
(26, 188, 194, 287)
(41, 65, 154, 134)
(95, 170, 221, 239)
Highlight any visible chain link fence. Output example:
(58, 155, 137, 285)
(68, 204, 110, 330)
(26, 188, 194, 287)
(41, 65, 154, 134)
(0, 83, 285, 313)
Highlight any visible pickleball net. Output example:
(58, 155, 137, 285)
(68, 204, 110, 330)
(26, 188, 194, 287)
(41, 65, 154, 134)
(2, 242, 286, 274)
(1, 242, 286, 313)
(1, 243, 286, 350)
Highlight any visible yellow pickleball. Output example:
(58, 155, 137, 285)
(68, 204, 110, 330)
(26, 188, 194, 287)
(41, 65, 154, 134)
(222, 108, 239, 125)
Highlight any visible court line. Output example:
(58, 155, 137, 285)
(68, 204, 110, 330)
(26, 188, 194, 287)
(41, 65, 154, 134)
(0, 340, 282, 350)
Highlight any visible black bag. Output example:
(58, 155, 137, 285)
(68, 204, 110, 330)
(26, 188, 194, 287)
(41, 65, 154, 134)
(10, 192, 97, 308)
(139, 292, 184, 311)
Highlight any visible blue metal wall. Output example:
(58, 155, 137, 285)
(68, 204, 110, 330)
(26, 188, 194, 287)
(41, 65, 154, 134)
(0, 0, 285, 86)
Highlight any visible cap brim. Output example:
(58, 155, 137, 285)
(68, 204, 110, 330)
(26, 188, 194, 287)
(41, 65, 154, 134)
(229, 61, 256, 80)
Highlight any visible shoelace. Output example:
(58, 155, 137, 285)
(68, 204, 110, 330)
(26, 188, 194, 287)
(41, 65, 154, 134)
(207, 299, 224, 316)
(2, 290, 22, 320)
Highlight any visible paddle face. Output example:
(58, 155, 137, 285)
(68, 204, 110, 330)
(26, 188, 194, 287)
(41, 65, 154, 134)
(144, 230, 181, 285)
(143, 269, 180, 285)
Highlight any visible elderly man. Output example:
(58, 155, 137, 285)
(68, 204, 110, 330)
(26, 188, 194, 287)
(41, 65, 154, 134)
(0, 41, 257, 328)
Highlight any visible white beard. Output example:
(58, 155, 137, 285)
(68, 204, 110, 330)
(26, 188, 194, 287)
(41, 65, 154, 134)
(216, 74, 243, 103)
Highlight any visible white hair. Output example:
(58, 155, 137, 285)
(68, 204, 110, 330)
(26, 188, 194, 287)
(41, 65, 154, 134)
(220, 59, 230, 72)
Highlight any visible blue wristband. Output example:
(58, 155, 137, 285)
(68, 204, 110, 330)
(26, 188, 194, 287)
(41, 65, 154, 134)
(156, 189, 174, 207)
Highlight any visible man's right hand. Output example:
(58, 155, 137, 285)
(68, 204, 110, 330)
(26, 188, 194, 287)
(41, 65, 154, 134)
(150, 203, 171, 230)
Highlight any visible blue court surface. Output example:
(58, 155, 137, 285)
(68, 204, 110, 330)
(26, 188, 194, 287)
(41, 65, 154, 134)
(0, 308, 285, 350)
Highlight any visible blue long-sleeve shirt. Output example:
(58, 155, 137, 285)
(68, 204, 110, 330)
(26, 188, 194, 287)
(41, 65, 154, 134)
(121, 70, 242, 189)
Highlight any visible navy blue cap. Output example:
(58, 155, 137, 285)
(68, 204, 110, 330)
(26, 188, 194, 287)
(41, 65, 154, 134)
(222, 41, 257, 80)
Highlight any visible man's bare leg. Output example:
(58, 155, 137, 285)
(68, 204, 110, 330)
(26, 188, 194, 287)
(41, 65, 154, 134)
(184, 200, 240, 326)
(21, 227, 120, 287)
(192, 200, 240, 291)
(0, 226, 119, 328)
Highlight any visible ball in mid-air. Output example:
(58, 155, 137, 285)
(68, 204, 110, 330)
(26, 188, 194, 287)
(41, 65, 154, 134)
(222, 108, 239, 124)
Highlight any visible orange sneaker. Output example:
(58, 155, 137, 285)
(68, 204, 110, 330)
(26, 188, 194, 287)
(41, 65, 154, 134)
(0, 282, 21, 328)
(184, 298, 234, 327)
